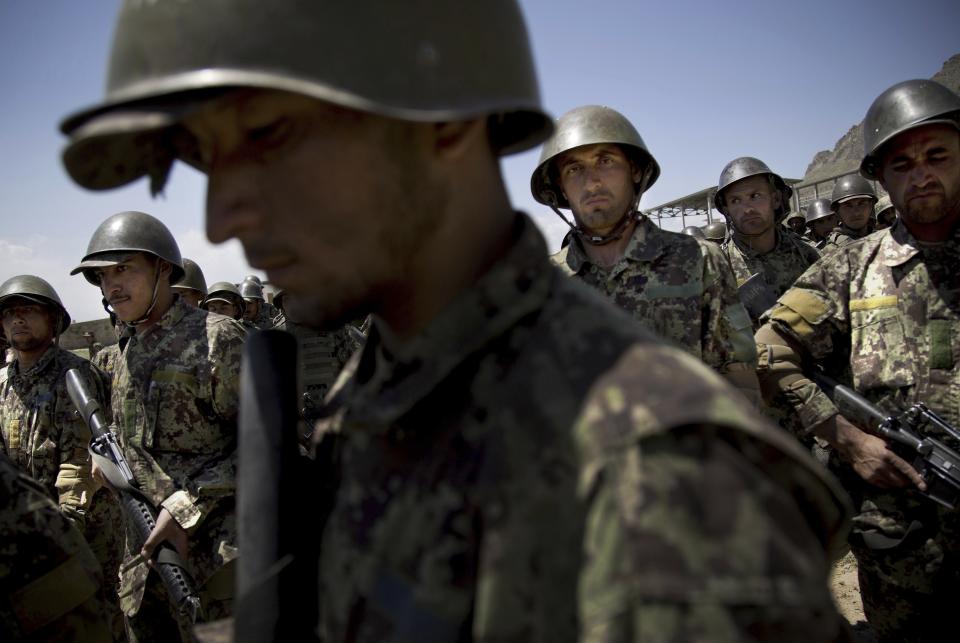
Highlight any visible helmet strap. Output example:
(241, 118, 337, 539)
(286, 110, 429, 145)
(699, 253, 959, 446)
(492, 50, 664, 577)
(126, 258, 164, 328)
(549, 205, 640, 247)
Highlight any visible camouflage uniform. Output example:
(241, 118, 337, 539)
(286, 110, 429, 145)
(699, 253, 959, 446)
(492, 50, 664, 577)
(823, 223, 875, 250)
(552, 215, 758, 376)
(110, 296, 244, 639)
(722, 227, 821, 327)
(757, 219, 960, 641)
(92, 342, 122, 378)
(248, 305, 275, 330)
(315, 213, 852, 643)
(0, 450, 113, 642)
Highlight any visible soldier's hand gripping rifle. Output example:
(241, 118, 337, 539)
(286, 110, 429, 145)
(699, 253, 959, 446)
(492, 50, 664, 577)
(65, 368, 202, 622)
(813, 370, 960, 510)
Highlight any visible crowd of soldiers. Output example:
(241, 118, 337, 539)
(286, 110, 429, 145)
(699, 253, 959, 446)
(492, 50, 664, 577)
(1, 1, 958, 643)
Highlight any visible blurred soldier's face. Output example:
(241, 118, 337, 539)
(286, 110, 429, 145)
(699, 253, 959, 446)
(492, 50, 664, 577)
(835, 197, 873, 231)
(206, 300, 239, 319)
(96, 253, 171, 323)
(186, 89, 442, 328)
(1, 299, 54, 353)
(880, 123, 960, 228)
(175, 289, 203, 308)
(556, 144, 642, 233)
(243, 299, 259, 321)
(721, 175, 779, 237)
(808, 214, 838, 240)
(786, 216, 806, 234)
(876, 208, 897, 230)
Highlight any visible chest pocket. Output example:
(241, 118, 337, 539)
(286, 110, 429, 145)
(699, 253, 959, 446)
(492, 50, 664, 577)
(624, 282, 703, 347)
(850, 297, 914, 394)
(143, 367, 216, 454)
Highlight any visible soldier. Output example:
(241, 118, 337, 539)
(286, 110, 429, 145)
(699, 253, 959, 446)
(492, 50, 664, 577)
(0, 450, 114, 642)
(823, 174, 878, 249)
(70, 211, 244, 642)
(703, 219, 728, 243)
(755, 79, 960, 642)
(0, 275, 124, 640)
(805, 198, 839, 249)
(61, 1, 853, 641)
(172, 258, 208, 308)
(874, 194, 898, 230)
(680, 224, 706, 240)
(714, 157, 821, 327)
(201, 282, 246, 323)
(238, 280, 273, 330)
(532, 105, 759, 397)
(784, 210, 807, 235)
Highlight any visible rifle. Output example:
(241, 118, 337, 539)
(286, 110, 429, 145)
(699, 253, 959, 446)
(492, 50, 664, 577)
(65, 368, 202, 622)
(812, 370, 960, 510)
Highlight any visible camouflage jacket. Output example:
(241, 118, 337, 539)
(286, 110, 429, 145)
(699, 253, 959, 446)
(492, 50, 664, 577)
(0, 451, 113, 642)
(91, 343, 121, 378)
(110, 297, 244, 614)
(823, 223, 874, 250)
(314, 212, 851, 643)
(552, 216, 757, 373)
(248, 304, 275, 330)
(722, 228, 821, 326)
(0, 344, 108, 525)
(760, 220, 960, 431)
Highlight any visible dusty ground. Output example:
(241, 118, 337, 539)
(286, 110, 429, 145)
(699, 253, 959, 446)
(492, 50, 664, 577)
(830, 551, 877, 642)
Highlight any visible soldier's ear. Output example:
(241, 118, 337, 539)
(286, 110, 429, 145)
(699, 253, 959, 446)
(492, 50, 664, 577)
(432, 118, 487, 160)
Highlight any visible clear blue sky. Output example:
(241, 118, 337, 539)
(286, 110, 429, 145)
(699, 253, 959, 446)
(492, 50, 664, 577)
(0, 0, 957, 322)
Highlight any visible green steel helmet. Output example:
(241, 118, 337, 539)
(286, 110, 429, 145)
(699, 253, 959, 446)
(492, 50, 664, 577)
(60, 0, 552, 193)
(242, 275, 263, 286)
(172, 258, 208, 297)
(874, 194, 895, 217)
(830, 174, 877, 209)
(530, 105, 660, 209)
(70, 211, 184, 286)
(715, 157, 793, 220)
(703, 221, 727, 242)
(239, 280, 264, 302)
(202, 281, 245, 316)
(805, 198, 835, 225)
(0, 275, 71, 334)
(860, 79, 960, 180)
(681, 226, 706, 240)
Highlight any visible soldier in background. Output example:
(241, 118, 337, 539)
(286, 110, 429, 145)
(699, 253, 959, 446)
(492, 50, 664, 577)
(201, 282, 247, 324)
(823, 174, 878, 249)
(238, 280, 273, 330)
(61, 1, 853, 640)
(714, 157, 821, 327)
(874, 194, 898, 230)
(703, 219, 728, 244)
(0, 275, 124, 641)
(71, 211, 244, 642)
(804, 198, 839, 249)
(680, 225, 705, 240)
(0, 450, 113, 642)
(172, 258, 208, 308)
(240, 275, 278, 324)
(784, 210, 807, 235)
(755, 79, 960, 642)
(532, 105, 759, 398)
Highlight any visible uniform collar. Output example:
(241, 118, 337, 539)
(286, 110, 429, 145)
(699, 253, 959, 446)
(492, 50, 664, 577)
(562, 215, 664, 274)
(9, 343, 58, 378)
(880, 219, 921, 267)
(728, 227, 786, 258)
(339, 212, 553, 428)
(130, 295, 190, 351)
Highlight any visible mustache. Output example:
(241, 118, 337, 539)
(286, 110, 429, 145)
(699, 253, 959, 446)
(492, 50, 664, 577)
(906, 180, 944, 200)
(580, 189, 613, 205)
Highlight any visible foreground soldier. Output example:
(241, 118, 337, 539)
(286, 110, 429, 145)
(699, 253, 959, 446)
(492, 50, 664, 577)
(71, 211, 244, 642)
(0, 275, 124, 640)
(823, 174, 878, 249)
(755, 79, 960, 642)
(0, 450, 113, 642)
(714, 157, 821, 327)
(805, 198, 839, 249)
(172, 258, 208, 308)
(532, 106, 759, 395)
(61, 1, 852, 640)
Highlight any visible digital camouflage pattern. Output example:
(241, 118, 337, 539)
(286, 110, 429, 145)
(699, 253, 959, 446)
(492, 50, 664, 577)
(552, 215, 757, 374)
(823, 223, 875, 251)
(92, 342, 121, 377)
(721, 227, 821, 327)
(758, 219, 960, 641)
(273, 317, 359, 412)
(313, 213, 852, 643)
(0, 450, 113, 642)
(0, 344, 107, 523)
(247, 303, 276, 331)
(109, 296, 243, 625)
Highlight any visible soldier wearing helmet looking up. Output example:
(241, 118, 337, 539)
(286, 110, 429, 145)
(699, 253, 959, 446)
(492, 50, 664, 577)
(714, 157, 821, 328)
(171, 258, 208, 308)
(532, 106, 760, 398)
(61, 2, 852, 640)
(756, 79, 960, 642)
(805, 198, 839, 249)
(824, 174, 879, 249)
(71, 211, 245, 642)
